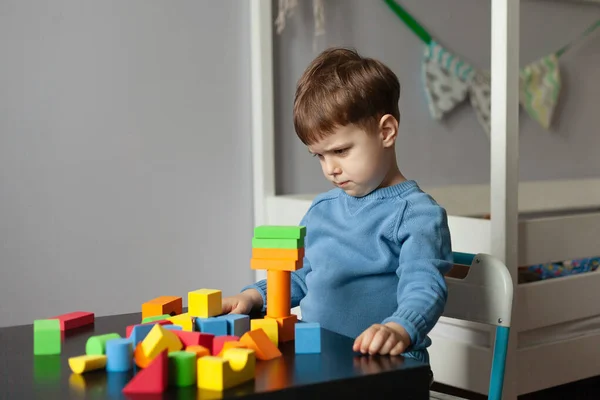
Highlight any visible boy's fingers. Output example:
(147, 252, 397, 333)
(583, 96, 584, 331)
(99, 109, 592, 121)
(378, 334, 397, 355)
(360, 327, 378, 354)
(368, 329, 390, 355)
(353, 332, 365, 352)
(389, 340, 407, 356)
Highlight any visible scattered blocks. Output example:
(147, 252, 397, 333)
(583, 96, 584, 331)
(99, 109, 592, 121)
(196, 348, 256, 391)
(295, 322, 321, 354)
(167, 312, 194, 332)
(220, 314, 250, 337)
(195, 317, 228, 337)
(164, 325, 183, 331)
(123, 350, 168, 394)
(33, 319, 61, 355)
(188, 289, 222, 318)
(130, 324, 155, 349)
(250, 318, 279, 346)
(266, 314, 297, 342)
(212, 335, 239, 356)
(239, 328, 281, 361)
(141, 296, 182, 320)
(126, 320, 172, 337)
(68, 354, 107, 374)
(86, 333, 121, 355)
(141, 314, 170, 324)
(49, 311, 94, 331)
(185, 345, 210, 358)
(105, 338, 133, 372)
(168, 351, 196, 387)
(217, 341, 247, 357)
(171, 331, 206, 348)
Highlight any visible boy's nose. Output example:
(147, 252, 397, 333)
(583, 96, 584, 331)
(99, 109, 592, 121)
(324, 160, 341, 176)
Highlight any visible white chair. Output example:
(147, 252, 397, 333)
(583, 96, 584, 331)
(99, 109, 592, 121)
(431, 252, 514, 400)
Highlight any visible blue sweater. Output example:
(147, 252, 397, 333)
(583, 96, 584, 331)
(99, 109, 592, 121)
(244, 180, 453, 354)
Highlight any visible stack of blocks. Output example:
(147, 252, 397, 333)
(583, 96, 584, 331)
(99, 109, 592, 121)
(31, 225, 322, 395)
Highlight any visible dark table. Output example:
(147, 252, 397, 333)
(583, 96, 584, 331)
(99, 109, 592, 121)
(0, 312, 432, 399)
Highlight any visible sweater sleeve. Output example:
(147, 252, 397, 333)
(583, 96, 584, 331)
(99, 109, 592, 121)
(240, 214, 312, 312)
(381, 200, 453, 351)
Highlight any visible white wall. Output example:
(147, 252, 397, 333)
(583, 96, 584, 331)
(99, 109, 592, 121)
(0, 0, 255, 327)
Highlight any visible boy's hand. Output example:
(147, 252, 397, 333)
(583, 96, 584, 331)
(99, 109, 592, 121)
(352, 322, 411, 356)
(221, 289, 263, 315)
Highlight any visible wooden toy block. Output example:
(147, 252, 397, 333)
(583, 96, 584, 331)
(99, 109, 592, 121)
(254, 225, 306, 239)
(33, 319, 61, 355)
(167, 312, 194, 332)
(141, 314, 170, 324)
(266, 315, 298, 342)
(239, 329, 281, 361)
(49, 311, 94, 331)
(266, 270, 291, 318)
(218, 341, 248, 357)
(252, 237, 304, 250)
(141, 324, 183, 360)
(123, 350, 168, 394)
(142, 296, 182, 320)
(250, 318, 278, 346)
(68, 355, 107, 374)
(212, 335, 239, 356)
(105, 338, 133, 372)
(196, 348, 256, 391)
(165, 325, 182, 331)
(171, 331, 206, 347)
(195, 317, 228, 336)
(295, 322, 321, 354)
(220, 314, 250, 337)
(126, 320, 172, 337)
(185, 345, 210, 358)
(86, 333, 121, 355)
(252, 247, 305, 260)
(168, 351, 196, 387)
(250, 258, 302, 272)
(188, 289, 222, 318)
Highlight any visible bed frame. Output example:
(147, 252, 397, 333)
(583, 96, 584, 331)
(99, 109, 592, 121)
(249, 1, 600, 398)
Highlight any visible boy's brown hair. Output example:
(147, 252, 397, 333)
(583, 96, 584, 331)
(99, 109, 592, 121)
(293, 47, 401, 145)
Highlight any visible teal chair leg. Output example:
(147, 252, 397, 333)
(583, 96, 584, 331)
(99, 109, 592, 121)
(489, 326, 510, 400)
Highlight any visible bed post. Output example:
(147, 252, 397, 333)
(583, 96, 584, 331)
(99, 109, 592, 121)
(490, 0, 519, 398)
(250, 0, 275, 282)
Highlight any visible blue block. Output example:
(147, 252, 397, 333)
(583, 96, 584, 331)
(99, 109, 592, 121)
(219, 314, 250, 337)
(295, 322, 321, 354)
(164, 325, 183, 331)
(195, 317, 228, 336)
(130, 324, 154, 349)
(105, 338, 133, 372)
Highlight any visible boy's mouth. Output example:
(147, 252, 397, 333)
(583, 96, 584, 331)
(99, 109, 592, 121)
(335, 180, 350, 187)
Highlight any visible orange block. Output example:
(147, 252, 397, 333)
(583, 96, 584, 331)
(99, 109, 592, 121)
(218, 341, 248, 357)
(239, 329, 281, 361)
(266, 270, 291, 318)
(266, 315, 297, 342)
(185, 345, 210, 358)
(252, 247, 304, 260)
(142, 296, 182, 320)
(250, 258, 302, 272)
(134, 342, 152, 368)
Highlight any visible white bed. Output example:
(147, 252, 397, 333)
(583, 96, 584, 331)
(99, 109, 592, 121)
(248, 1, 600, 398)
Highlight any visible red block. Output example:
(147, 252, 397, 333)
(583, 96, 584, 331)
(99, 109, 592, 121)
(212, 335, 239, 356)
(126, 320, 172, 338)
(123, 350, 168, 394)
(49, 311, 94, 331)
(172, 331, 200, 347)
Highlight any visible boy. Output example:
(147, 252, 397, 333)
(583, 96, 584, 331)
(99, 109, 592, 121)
(222, 47, 453, 362)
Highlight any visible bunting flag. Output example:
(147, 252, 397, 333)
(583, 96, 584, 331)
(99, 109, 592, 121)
(384, 0, 599, 136)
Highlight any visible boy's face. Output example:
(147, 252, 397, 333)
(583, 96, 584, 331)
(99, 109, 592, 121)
(307, 122, 395, 197)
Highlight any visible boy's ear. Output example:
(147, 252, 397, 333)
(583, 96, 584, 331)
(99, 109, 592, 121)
(378, 114, 398, 147)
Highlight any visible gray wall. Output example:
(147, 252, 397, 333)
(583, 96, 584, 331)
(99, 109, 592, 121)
(274, 0, 600, 195)
(0, 0, 254, 327)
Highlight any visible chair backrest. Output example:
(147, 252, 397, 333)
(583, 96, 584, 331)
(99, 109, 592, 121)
(444, 252, 514, 400)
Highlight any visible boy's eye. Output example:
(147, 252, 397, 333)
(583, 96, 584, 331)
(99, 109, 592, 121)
(333, 148, 348, 155)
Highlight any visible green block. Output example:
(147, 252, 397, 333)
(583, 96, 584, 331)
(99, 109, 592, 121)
(141, 314, 170, 324)
(253, 225, 306, 239)
(168, 351, 196, 387)
(252, 237, 304, 249)
(33, 319, 61, 355)
(86, 333, 121, 355)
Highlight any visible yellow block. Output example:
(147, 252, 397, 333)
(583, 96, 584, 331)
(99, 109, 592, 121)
(188, 289, 222, 318)
(196, 348, 255, 391)
(250, 319, 278, 347)
(167, 313, 194, 332)
(141, 324, 182, 359)
(68, 354, 107, 374)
